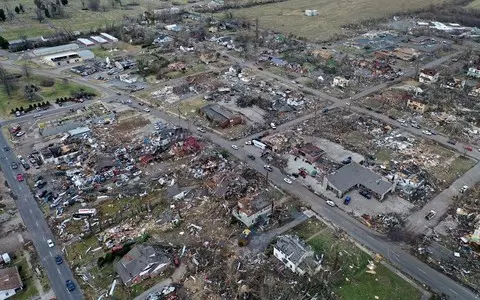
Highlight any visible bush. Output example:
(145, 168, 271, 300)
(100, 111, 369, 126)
(40, 78, 55, 87)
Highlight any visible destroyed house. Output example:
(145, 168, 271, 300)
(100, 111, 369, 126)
(467, 65, 480, 78)
(406, 97, 428, 114)
(440, 77, 465, 90)
(323, 162, 396, 201)
(0, 267, 23, 299)
(294, 143, 324, 163)
(232, 192, 273, 227)
(116, 244, 171, 286)
(199, 104, 242, 128)
(40, 144, 79, 164)
(274, 235, 321, 276)
(419, 68, 439, 84)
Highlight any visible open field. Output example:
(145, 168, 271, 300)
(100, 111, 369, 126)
(0, 75, 95, 116)
(227, 0, 448, 41)
(291, 219, 422, 300)
(468, 0, 480, 8)
(0, 0, 167, 40)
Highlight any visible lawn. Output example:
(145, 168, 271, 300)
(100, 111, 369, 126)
(0, 0, 169, 40)
(0, 74, 96, 116)
(225, 0, 447, 41)
(177, 98, 209, 118)
(12, 256, 38, 300)
(291, 223, 422, 300)
(431, 155, 476, 185)
(335, 264, 422, 300)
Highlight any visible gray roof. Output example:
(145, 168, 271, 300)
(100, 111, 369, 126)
(275, 235, 311, 264)
(326, 162, 393, 195)
(32, 43, 79, 56)
(200, 104, 235, 123)
(115, 244, 170, 285)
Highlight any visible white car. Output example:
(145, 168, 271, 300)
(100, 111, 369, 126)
(197, 127, 206, 133)
(459, 185, 469, 193)
(326, 200, 336, 207)
(283, 178, 292, 184)
(144, 108, 151, 113)
(245, 141, 252, 145)
(47, 239, 54, 248)
(15, 131, 25, 137)
(33, 113, 41, 118)
(231, 145, 239, 150)
(422, 130, 432, 136)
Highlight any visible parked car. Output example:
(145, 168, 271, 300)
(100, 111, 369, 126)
(16, 174, 24, 182)
(411, 123, 421, 129)
(447, 139, 457, 145)
(247, 155, 256, 160)
(422, 130, 432, 136)
(283, 178, 292, 184)
(143, 108, 151, 113)
(359, 189, 372, 199)
(55, 255, 63, 265)
(10, 162, 18, 169)
(231, 145, 239, 150)
(245, 140, 252, 145)
(66, 280, 75, 292)
(3, 146, 9, 151)
(263, 165, 273, 172)
(326, 200, 336, 207)
(15, 131, 25, 137)
(465, 146, 473, 151)
(47, 239, 54, 248)
(425, 210, 436, 220)
(459, 185, 469, 193)
(197, 127, 206, 133)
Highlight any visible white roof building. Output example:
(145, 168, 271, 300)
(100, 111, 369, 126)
(77, 38, 95, 46)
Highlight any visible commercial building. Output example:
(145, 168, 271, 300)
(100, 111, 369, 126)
(32, 43, 79, 56)
(90, 36, 108, 44)
(0, 267, 23, 299)
(198, 104, 242, 128)
(100, 32, 119, 43)
(323, 162, 396, 201)
(77, 38, 95, 47)
(115, 244, 171, 286)
(294, 143, 324, 163)
(41, 50, 94, 67)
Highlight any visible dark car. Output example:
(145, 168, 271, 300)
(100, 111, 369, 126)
(22, 163, 30, 170)
(36, 181, 47, 189)
(359, 190, 372, 199)
(3, 146, 9, 151)
(247, 155, 256, 160)
(11, 162, 18, 169)
(55, 255, 63, 265)
(37, 190, 48, 198)
(66, 280, 75, 292)
(388, 115, 396, 120)
(447, 139, 457, 145)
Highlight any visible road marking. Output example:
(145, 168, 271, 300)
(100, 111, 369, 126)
(29, 208, 32, 214)
(417, 268, 427, 274)
(57, 268, 61, 275)
(448, 288, 459, 295)
(35, 221, 39, 227)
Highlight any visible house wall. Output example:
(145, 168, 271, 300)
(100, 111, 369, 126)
(0, 288, 20, 299)
(273, 248, 296, 272)
(232, 205, 272, 227)
(419, 72, 439, 83)
(467, 67, 480, 78)
(43, 56, 82, 67)
(407, 99, 427, 113)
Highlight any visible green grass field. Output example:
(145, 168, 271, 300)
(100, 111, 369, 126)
(291, 219, 422, 300)
(0, 0, 167, 40)
(226, 0, 447, 41)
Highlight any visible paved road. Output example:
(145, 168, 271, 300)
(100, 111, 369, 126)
(0, 49, 475, 298)
(0, 134, 83, 299)
(116, 99, 477, 299)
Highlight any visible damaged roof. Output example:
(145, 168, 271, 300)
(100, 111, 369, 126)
(275, 235, 312, 264)
(326, 162, 394, 195)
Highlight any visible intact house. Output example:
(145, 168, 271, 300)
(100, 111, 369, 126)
(0, 267, 23, 299)
(115, 244, 171, 287)
(467, 65, 480, 78)
(232, 192, 273, 227)
(323, 162, 396, 201)
(273, 235, 322, 276)
(198, 104, 242, 128)
(419, 68, 439, 84)
(406, 97, 428, 114)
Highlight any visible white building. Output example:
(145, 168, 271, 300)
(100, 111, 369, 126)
(100, 32, 119, 43)
(232, 193, 272, 227)
(418, 68, 439, 84)
(467, 66, 480, 78)
(0, 267, 23, 299)
(90, 36, 108, 44)
(273, 235, 322, 276)
(77, 38, 95, 47)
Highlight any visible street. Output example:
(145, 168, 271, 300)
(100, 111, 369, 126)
(0, 47, 477, 299)
(0, 133, 83, 300)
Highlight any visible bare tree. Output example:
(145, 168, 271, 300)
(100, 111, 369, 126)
(88, 0, 100, 11)
(0, 66, 14, 99)
(22, 64, 31, 80)
(35, 8, 45, 22)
